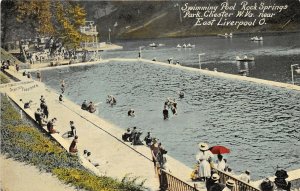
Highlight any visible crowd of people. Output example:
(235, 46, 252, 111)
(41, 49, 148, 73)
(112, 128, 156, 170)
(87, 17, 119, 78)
(120, 126, 170, 190)
(192, 143, 251, 184)
(190, 142, 292, 191)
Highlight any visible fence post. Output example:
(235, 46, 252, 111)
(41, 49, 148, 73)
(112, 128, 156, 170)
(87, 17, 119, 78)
(20, 109, 23, 119)
(194, 183, 198, 189)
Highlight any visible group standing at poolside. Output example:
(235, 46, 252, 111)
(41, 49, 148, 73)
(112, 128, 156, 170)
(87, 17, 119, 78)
(29, 94, 102, 167)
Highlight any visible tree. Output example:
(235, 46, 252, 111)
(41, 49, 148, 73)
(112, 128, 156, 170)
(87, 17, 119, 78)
(16, 0, 90, 50)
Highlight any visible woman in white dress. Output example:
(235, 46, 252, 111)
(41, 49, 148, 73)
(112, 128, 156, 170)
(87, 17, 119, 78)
(198, 156, 211, 181)
(196, 142, 214, 161)
(196, 143, 213, 181)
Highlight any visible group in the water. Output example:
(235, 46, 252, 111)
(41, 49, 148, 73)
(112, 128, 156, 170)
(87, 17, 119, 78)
(80, 95, 116, 113)
(163, 97, 178, 120)
(81, 100, 97, 113)
(106, 95, 117, 106)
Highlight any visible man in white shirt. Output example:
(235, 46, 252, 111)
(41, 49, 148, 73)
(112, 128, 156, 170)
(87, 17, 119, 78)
(239, 170, 251, 183)
(216, 154, 226, 171)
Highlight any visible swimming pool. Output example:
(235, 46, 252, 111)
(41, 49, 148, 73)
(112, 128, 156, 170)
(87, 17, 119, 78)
(41, 60, 300, 180)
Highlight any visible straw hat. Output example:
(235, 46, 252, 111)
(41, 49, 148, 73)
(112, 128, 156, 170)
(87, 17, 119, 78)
(226, 179, 235, 187)
(198, 142, 209, 151)
(211, 174, 220, 181)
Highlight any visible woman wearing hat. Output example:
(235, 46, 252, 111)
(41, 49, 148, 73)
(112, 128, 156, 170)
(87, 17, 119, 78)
(196, 142, 214, 161)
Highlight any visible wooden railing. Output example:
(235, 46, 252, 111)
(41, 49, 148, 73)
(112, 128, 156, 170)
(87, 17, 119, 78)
(159, 169, 199, 191)
(216, 169, 260, 191)
(158, 167, 261, 191)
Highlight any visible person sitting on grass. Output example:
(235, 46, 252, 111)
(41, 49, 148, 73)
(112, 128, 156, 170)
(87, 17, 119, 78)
(69, 135, 78, 154)
(47, 118, 59, 134)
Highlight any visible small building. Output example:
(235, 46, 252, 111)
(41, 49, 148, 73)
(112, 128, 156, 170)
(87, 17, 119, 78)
(80, 21, 100, 50)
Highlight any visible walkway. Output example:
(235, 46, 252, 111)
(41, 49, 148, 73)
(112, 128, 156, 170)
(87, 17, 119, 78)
(0, 155, 80, 191)
(0, 69, 206, 191)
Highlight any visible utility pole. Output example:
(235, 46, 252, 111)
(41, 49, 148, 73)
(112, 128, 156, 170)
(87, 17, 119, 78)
(175, 3, 182, 23)
(108, 28, 111, 44)
(198, 53, 205, 69)
(291, 64, 299, 85)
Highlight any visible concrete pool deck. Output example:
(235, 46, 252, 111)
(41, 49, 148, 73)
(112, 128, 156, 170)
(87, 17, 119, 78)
(0, 155, 80, 191)
(0, 69, 208, 191)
